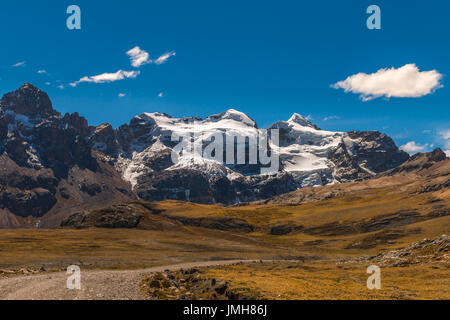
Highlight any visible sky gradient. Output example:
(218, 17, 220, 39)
(0, 0, 449, 154)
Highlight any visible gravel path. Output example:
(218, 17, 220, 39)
(0, 260, 260, 300)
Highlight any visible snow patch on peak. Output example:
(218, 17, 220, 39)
(288, 113, 314, 128)
(136, 112, 172, 125)
(142, 112, 172, 119)
(168, 154, 233, 177)
(131, 109, 257, 132)
(206, 109, 256, 127)
(116, 139, 174, 188)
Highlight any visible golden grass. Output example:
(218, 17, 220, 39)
(2, 179, 447, 270)
(1, 161, 448, 278)
(0, 227, 282, 270)
(203, 261, 450, 300)
(155, 186, 448, 228)
(151, 186, 449, 258)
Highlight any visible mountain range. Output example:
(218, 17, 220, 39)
(0, 84, 413, 227)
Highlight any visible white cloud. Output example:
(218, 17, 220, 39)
(399, 141, 429, 154)
(158, 92, 164, 98)
(58, 84, 64, 90)
(45, 82, 51, 86)
(323, 115, 340, 121)
(118, 93, 126, 97)
(70, 70, 140, 87)
(126, 46, 176, 67)
(154, 51, 176, 65)
(126, 46, 151, 67)
(12, 61, 25, 67)
(37, 69, 47, 74)
(332, 64, 443, 101)
(70, 47, 174, 88)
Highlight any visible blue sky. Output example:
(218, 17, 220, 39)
(0, 0, 449, 154)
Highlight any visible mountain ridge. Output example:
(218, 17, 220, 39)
(0, 84, 413, 227)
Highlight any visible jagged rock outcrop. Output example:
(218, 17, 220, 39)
(368, 235, 449, 266)
(61, 206, 142, 229)
(0, 84, 134, 227)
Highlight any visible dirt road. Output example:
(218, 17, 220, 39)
(0, 260, 261, 300)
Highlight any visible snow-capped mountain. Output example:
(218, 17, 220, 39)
(90, 103, 409, 204)
(0, 84, 409, 227)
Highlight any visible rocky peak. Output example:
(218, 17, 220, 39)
(387, 148, 448, 174)
(0, 84, 98, 178)
(328, 130, 410, 182)
(0, 84, 422, 209)
(62, 112, 91, 137)
(410, 148, 447, 163)
(0, 83, 59, 119)
(89, 123, 119, 154)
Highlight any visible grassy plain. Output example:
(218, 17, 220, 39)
(202, 260, 449, 300)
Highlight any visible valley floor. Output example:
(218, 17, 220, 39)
(198, 260, 449, 300)
(0, 225, 448, 299)
(0, 227, 284, 271)
(0, 257, 447, 300)
(0, 260, 260, 300)
(0, 155, 448, 300)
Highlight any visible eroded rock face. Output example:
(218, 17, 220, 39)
(135, 169, 222, 203)
(88, 123, 118, 155)
(134, 168, 298, 205)
(32, 122, 98, 178)
(0, 188, 56, 217)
